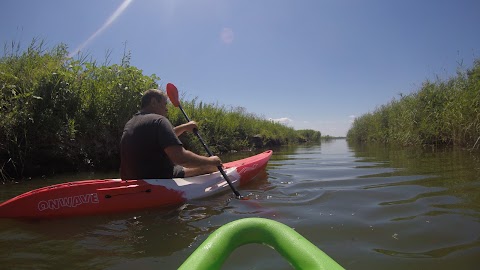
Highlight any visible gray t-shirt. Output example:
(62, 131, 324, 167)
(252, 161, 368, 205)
(120, 112, 182, 179)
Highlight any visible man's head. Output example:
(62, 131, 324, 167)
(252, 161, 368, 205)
(141, 89, 168, 116)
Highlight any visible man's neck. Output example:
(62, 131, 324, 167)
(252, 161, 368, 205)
(140, 107, 155, 114)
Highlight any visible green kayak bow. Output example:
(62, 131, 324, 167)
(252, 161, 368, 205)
(179, 217, 344, 270)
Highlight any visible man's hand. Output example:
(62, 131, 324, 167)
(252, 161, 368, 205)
(165, 145, 222, 168)
(208, 155, 222, 167)
(183, 121, 198, 132)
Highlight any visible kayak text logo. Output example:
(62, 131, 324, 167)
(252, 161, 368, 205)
(37, 193, 100, 211)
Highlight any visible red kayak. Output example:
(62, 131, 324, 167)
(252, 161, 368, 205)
(0, 150, 272, 219)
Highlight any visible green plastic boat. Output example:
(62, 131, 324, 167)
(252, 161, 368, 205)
(179, 217, 344, 269)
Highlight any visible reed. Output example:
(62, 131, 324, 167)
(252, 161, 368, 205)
(347, 59, 480, 149)
(167, 98, 320, 154)
(1, 40, 158, 180)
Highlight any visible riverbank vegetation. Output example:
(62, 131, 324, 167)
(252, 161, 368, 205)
(0, 41, 320, 181)
(347, 59, 480, 150)
(168, 100, 321, 154)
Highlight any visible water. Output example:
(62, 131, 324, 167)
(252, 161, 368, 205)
(0, 139, 479, 269)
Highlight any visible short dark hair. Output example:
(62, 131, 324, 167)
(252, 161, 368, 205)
(141, 89, 166, 109)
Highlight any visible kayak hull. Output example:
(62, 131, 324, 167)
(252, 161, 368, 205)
(0, 150, 272, 219)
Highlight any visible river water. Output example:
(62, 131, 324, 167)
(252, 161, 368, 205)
(0, 139, 479, 269)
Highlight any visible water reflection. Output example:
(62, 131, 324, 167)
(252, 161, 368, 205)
(1, 140, 480, 269)
(0, 200, 234, 269)
(374, 237, 480, 258)
(349, 141, 480, 211)
(343, 141, 480, 268)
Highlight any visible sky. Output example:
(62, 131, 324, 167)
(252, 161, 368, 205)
(1, 0, 479, 137)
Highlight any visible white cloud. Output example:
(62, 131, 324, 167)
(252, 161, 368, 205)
(269, 117, 293, 125)
(349, 115, 356, 123)
(220, 27, 234, 44)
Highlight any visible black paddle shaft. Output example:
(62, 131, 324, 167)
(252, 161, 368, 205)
(178, 104, 243, 199)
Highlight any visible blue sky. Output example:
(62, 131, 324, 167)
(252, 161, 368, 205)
(2, 0, 479, 136)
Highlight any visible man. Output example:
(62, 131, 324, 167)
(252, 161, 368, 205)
(120, 89, 221, 179)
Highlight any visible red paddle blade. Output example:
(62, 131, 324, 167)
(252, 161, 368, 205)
(166, 83, 180, 107)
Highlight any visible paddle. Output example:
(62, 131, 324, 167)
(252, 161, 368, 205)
(166, 83, 244, 199)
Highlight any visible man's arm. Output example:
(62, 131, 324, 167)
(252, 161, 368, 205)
(173, 121, 198, 137)
(164, 145, 221, 168)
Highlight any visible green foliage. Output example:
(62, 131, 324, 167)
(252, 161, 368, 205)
(1, 40, 158, 180)
(0, 40, 322, 181)
(168, 100, 317, 154)
(347, 59, 480, 149)
(296, 129, 322, 142)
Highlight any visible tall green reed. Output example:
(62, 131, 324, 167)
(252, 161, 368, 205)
(347, 59, 480, 149)
(0, 40, 158, 181)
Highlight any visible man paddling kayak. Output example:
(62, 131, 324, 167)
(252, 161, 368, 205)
(120, 89, 221, 180)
